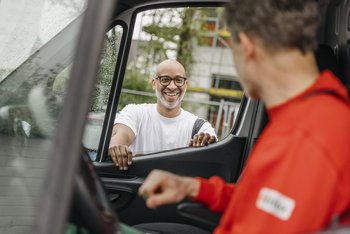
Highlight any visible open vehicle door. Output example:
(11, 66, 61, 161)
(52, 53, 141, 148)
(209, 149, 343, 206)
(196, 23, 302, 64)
(88, 0, 267, 228)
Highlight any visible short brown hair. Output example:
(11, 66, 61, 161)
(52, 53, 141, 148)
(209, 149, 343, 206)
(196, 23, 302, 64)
(224, 0, 320, 53)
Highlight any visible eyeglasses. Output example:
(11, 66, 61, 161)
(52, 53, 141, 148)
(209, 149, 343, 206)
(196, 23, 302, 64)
(155, 75, 187, 87)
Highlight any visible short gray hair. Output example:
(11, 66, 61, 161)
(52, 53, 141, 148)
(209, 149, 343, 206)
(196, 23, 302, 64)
(224, 0, 320, 53)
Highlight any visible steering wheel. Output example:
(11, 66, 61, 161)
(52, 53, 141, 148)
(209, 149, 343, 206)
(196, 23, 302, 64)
(68, 148, 120, 233)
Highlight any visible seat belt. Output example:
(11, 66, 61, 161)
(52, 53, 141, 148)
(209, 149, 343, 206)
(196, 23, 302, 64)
(191, 118, 207, 138)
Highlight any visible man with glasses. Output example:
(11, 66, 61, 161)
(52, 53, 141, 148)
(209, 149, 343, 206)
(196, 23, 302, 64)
(109, 59, 217, 171)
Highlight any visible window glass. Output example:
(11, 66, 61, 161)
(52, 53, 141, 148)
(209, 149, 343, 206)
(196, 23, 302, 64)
(0, 0, 86, 233)
(81, 25, 124, 160)
(116, 7, 242, 154)
(0, 0, 86, 82)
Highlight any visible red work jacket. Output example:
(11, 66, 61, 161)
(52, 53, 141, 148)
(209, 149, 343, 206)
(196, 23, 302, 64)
(195, 71, 350, 233)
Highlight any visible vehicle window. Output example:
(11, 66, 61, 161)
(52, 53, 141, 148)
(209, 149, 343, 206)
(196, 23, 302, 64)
(116, 7, 242, 154)
(76, 25, 124, 160)
(0, 1, 86, 83)
(0, 0, 86, 233)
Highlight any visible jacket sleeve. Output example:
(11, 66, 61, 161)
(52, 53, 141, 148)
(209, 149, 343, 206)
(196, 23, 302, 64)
(194, 176, 235, 212)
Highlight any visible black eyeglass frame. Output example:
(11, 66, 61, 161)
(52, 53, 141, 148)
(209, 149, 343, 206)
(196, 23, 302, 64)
(154, 75, 187, 87)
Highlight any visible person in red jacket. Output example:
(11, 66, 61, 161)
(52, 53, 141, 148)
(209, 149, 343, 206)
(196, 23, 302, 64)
(138, 0, 350, 233)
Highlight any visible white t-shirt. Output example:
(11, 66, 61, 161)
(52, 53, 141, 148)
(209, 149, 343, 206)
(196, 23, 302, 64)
(114, 103, 217, 155)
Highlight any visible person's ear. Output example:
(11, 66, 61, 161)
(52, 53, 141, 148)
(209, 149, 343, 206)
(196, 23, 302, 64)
(152, 79, 156, 90)
(238, 32, 255, 62)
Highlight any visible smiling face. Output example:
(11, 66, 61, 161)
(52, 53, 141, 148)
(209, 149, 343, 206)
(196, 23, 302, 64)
(152, 60, 187, 113)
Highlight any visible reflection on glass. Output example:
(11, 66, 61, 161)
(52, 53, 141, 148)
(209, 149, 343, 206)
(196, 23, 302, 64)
(82, 25, 124, 160)
(0, 0, 86, 233)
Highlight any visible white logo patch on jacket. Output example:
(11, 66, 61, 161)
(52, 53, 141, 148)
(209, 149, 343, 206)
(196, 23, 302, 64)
(256, 187, 295, 221)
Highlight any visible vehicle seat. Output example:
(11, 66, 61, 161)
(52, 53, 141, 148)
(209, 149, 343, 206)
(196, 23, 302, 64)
(315, 44, 341, 80)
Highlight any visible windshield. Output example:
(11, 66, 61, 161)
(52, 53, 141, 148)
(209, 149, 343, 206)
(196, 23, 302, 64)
(0, 0, 86, 82)
(0, 0, 86, 233)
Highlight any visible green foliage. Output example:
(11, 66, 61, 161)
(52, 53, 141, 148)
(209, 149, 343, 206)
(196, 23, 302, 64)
(118, 68, 156, 111)
(176, 8, 197, 74)
(122, 69, 153, 91)
(139, 8, 197, 74)
(143, 25, 181, 43)
(138, 39, 168, 65)
(137, 7, 222, 76)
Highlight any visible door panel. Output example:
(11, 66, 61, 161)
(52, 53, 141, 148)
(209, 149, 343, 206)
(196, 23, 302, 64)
(96, 135, 247, 224)
(96, 135, 246, 179)
(94, 98, 262, 225)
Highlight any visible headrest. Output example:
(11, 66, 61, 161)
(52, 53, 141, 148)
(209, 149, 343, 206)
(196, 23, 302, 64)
(315, 44, 340, 79)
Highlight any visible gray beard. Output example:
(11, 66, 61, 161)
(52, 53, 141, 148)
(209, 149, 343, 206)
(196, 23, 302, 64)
(155, 89, 186, 109)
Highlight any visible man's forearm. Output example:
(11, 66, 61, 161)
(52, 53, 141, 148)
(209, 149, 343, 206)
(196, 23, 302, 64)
(109, 124, 135, 147)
